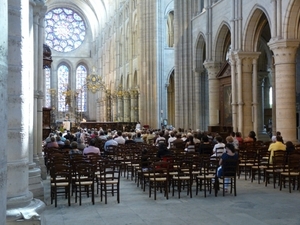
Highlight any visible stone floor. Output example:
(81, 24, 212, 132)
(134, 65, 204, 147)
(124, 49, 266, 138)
(42, 175, 300, 225)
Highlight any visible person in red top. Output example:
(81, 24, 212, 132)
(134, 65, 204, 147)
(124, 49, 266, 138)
(235, 132, 244, 146)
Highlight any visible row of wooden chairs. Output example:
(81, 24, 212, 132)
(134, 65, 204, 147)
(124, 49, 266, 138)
(47, 150, 121, 207)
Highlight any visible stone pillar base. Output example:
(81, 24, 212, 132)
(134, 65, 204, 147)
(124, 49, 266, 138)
(29, 164, 44, 201)
(7, 198, 46, 225)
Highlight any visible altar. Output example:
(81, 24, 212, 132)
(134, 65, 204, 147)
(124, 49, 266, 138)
(80, 122, 136, 132)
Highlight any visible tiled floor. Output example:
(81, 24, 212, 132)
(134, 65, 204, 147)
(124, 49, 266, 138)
(42, 175, 300, 225)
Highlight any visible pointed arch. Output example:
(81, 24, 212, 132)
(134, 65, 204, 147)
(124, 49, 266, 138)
(213, 22, 231, 62)
(285, 0, 300, 39)
(194, 33, 206, 70)
(243, 6, 271, 51)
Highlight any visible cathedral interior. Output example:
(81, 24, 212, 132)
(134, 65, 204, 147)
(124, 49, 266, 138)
(1, 0, 300, 224)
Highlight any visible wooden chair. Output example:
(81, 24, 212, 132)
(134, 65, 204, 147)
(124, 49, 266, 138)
(196, 158, 216, 197)
(50, 163, 71, 207)
(148, 161, 170, 200)
(99, 161, 121, 204)
(217, 158, 238, 196)
(251, 146, 269, 183)
(265, 152, 286, 188)
(172, 159, 193, 198)
(280, 154, 300, 193)
(238, 148, 256, 180)
(74, 162, 96, 205)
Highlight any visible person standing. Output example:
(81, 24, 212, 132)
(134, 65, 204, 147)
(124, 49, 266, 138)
(135, 121, 141, 132)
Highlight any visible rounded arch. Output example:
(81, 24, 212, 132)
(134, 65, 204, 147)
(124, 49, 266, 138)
(285, 0, 300, 39)
(213, 22, 231, 62)
(243, 6, 271, 52)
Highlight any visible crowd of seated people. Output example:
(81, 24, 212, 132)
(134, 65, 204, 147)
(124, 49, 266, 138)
(43, 125, 297, 168)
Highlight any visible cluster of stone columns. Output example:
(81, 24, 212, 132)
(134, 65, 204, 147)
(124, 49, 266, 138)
(5, 0, 46, 224)
(98, 88, 139, 123)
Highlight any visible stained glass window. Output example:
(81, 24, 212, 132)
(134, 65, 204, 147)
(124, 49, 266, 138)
(76, 65, 87, 112)
(57, 65, 69, 112)
(45, 68, 51, 108)
(45, 8, 86, 53)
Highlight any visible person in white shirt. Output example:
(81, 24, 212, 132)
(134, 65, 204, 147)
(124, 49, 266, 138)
(211, 136, 226, 158)
(135, 121, 141, 131)
(167, 131, 176, 149)
(114, 131, 126, 144)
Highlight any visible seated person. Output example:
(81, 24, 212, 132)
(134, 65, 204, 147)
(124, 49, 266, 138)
(56, 136, 65, 148)
(154, 131, 166, 146)
(77, 138, 86, 151)
(244, 131, 257, 143)
(125, 133, 136, 144)
(69, 141, 82, 155)
(184, 135, 195, 152)
(217, 143, 239, 191)
(83, 138, 100, 155)
(268, 135, 286, 164)
(157, 143, 172, 159)
(104, 135, 118, 152)
(198, 135, 213, 154)
(172, 133, 185, 149)
(46, 136, 59, 148)
(211, 136, 225, 158)
(134, 132, 144, 143)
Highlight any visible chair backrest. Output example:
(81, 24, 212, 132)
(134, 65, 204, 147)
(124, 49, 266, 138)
(215, 147, 225, 157)
(222, 158, 238, 177)
(286, 154, 300, 173)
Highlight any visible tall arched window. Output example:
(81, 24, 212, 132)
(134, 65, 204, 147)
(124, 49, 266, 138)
(45, 68, 51, 108)
(76, 65, 87, 112)
(57, 64, 69, 112)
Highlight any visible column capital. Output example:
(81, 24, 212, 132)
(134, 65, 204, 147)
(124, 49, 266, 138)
(268, 39, 300, 64)
(233, 51, 261, 61)
(203, 61, 220, 79)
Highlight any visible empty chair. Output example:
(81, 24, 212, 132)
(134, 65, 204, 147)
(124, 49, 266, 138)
(99, 161, 121, 204)
(74, 162, 96, 205)
(148, 161, 170, 200)
(280, 154, 300, 193)
(50, 163, 71, 207)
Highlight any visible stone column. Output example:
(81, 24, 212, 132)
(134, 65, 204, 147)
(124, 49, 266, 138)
(96, 98, 100, 122)
(252, 57, 258, 136)
(230, 55, 238, 132)
(130, 89, 139, 122)
(203, 61, 220, 126)
(235, 52, 260, 136)
(268, 40, 299, 142)
(257, 72, 270, 141)
(194, 69, 201, 129)
(106, 90, 112, 121)
(6, 0, 45, 224)
(102, 95, 107, 122)
(123, 91, 130, 122)
(112, 94, 118, 122)
(269, 66, 276, 134)
(0, 0, 8, 224)
(99, 97, 105, 122)
(117, 93, 124, 122)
